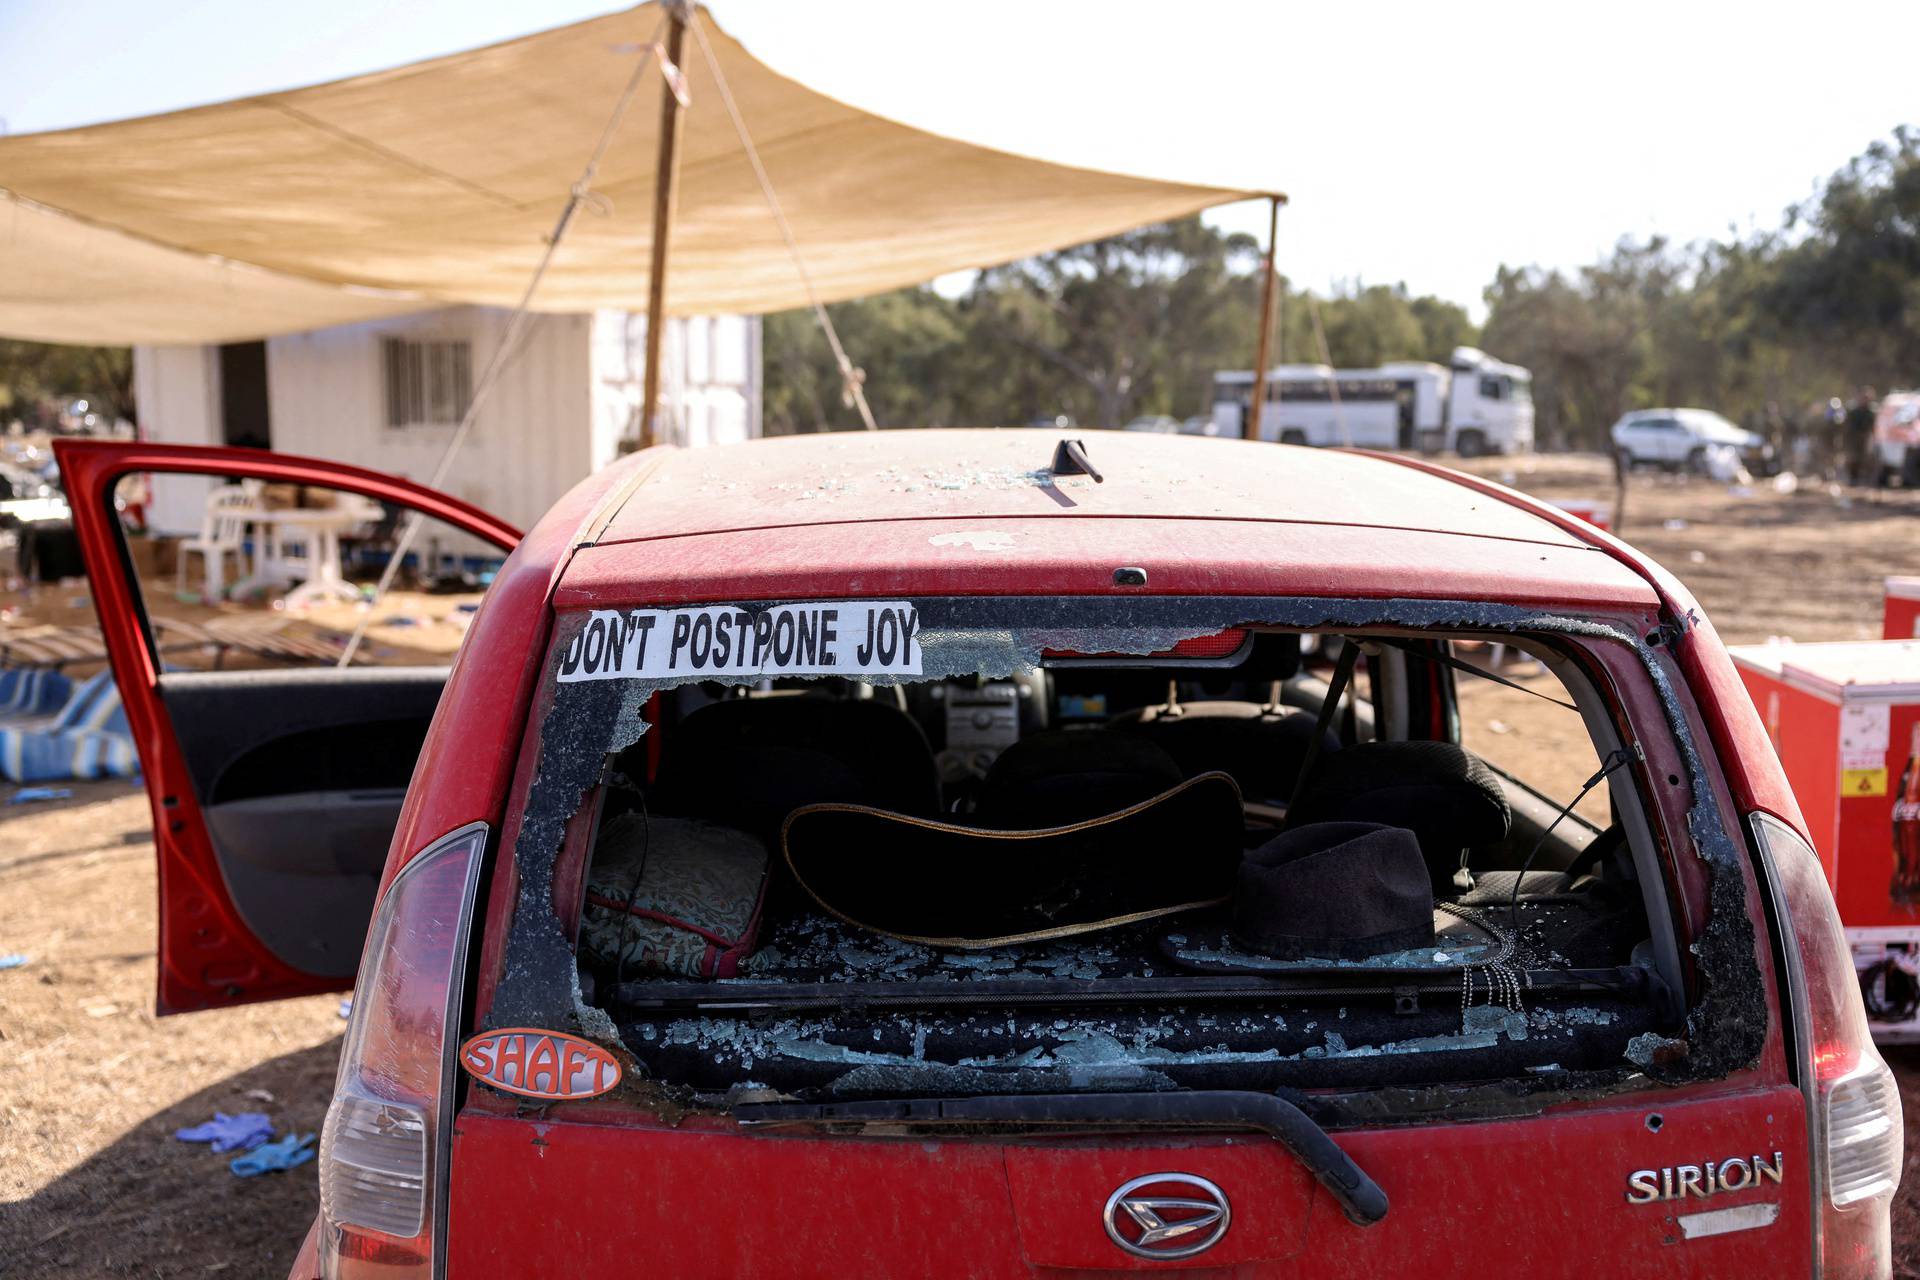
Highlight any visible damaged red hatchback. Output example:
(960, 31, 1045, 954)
(57, 430, 1901, 1278)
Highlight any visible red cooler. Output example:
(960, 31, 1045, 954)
(1885, 575, 1920, 639)
(1545, 498, 1612, 532)
(1731, 639, 1920, 1040)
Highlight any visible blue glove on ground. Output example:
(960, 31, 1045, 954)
(174, 1111, 274, 1153)
(230, 1132, 316, 1177)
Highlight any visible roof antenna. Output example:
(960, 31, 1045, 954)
(1050, 438, 1104, 483)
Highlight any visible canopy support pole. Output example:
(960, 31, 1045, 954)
(1245, 195, 1282, 442)
(639, 1, 690, 450)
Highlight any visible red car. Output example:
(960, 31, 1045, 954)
(57, 431, 1901, 1278)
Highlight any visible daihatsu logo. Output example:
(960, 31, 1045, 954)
(1102, 1173, 1231, 1260)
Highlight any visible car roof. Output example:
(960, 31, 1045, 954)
(548, 431, 1661, 611)
(594, 430, 1583, 547)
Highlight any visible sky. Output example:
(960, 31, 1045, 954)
(0, 0, 1913, 319)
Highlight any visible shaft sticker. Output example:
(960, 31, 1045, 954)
(556, 602, 922, 683)
(460, 1028, 621, 1100)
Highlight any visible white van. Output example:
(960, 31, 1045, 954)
(1211, 347, 1534, 456)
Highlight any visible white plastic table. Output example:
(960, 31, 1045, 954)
(232, 503, 380, 608)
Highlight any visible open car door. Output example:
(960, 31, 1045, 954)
(53, 440, 521, 1014)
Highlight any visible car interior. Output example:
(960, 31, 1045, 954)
(564, 626, 1682, 1099)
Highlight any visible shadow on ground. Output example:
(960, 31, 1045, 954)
(0, 1036, 338, 1278)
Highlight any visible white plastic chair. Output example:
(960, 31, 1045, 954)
(176, 486, 258, 601)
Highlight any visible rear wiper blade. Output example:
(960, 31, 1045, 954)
(735, 1090, 1389, 1227)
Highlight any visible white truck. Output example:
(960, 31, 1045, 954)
(1208, 346, 1534, 456)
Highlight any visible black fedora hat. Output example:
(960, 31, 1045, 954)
(782, 771, 1244, 947)
(1232, 821, 1435, 960)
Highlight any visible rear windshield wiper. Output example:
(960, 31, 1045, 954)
(735, 1090, 1390, 1227)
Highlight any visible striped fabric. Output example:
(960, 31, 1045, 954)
(0, 668, 139, 783)
(0, 668, 73, 719)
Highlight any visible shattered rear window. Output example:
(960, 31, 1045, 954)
(482, 596, 1764, 1115)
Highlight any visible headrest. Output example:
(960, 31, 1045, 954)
(653, 696, 940, 840)
(978, 729, 1183, 829)
(783, 771, 1244, 947)
(1233, 821, 1435, 960)
(1285, 741, 1510, 885)
(1110, 703, 1337, 803)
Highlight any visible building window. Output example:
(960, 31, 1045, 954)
(382, 337, 473, 427)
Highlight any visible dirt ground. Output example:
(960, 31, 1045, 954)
(0, 783, 341, 1277)
(3, 452, 1920, 1276)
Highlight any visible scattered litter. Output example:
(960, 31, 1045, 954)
(338, 997, 353, 1019)
(381, 615, 421, 628)
(1771, 472, 1799, 495)
(81, 1002, 119, 1018)
(0, 953, 29, 970)
(7, 787, 72, 805)
(1701, 444, 1749, 484)
(243, 1088, 276, 1104)
(175, 1112, 274, 1154)
(1661, 518, 1689, 531)
(1687, 550, 1707, 564)
(1486, 719, 1511, 735)
(230, 1132, 315, 1177)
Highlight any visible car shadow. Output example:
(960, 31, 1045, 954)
(1, 1035, 340, 1279)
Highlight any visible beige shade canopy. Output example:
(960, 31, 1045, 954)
(0, 3, 1275, 345)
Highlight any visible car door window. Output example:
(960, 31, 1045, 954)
(108, 472, 499, 671)
(1452, 645, 1612, 828)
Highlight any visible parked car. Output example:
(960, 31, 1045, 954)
(1872, 391, 1920, 487)
(1120, 414, 1182, 434)
(1611, 407, 1772, 474)
(57, 432, 1900, 1278)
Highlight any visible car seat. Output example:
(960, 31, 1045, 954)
(651, 695, 941, 843)
(1284, 740, 1511, 895)
(975, 728, 1185, 829)
(1109, 700, 1336, 805)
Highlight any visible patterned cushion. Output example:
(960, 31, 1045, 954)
(580, 814, 769, 979)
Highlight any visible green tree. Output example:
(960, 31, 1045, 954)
(0, 341, 134, 427)
(764, 218, 1478, 433)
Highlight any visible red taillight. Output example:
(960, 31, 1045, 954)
(319, 824, 487, 1280)
(1753, 813, 1901, 1279)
